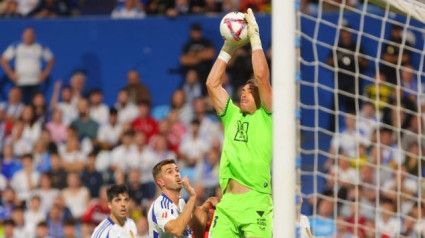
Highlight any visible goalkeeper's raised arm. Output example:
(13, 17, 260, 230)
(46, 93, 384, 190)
(245, 8, 272, 113)
(205, 36, 240, 116)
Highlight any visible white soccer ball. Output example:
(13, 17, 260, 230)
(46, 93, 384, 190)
(220, 12, 249, 46)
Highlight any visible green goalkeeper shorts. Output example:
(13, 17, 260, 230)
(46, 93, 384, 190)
(208, 190, 273, 238)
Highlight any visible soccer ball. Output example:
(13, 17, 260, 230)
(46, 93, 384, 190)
(220, 12, 249, 46)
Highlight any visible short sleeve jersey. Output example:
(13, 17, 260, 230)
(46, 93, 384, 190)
(219, 98, 272, 194)
(147, 193, 192, 238)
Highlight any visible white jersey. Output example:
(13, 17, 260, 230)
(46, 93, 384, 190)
(91, 217, 137, 238)
(298, 215, 312, 238)
(147, 193, 192, 238)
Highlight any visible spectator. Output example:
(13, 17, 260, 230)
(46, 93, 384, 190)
(179, 23, 215, 94)
(179, 119, 209, 167)
(381, 24, 413, 85)
(35, 221, 51, 238)
(0, 166, 7, 191)
(46, 152, 68, 189)
(10, 153, 40, 202)
(363, 72, 393, 112)
(166, 109, 187, 154)
(46, 204, 66, 238)
(357, 101, 379, 141)
(29, 0, 71, 17)
(376, 197, 401, 236)
(81, 186, 110, 226)
(204, 0, 222, 13)
(16, 0, 39, 16)
(310, 197, 336, 237)
(39, 128, 58, 154)
(70, 98, 99, 141)
(0, 27, 54, 104)
(0, 0, 22, 17)
(111, 0, 145, 18)
(170, 89, 193, 126)
(114, 88, 139, 125)
(192, 97, 220, 142)
(97, 107, 122, 150)
(61, 172, 90, 219)
(2, 219, 16, 238)
(7, 120, 32, 157)
(46, 109, 68, 145)
(50, 81, 78, 126)
(327, 112, 370, 166)
(32, 139, 51, 173)
(11, 205, 31, 237)
(0, 187, 20, 220)
(0, 87, 24, 121)
(23, 195, 45, 236)
(20, 105, 42, 145)
(133, 131, 158, 192)
(126, 169, 153, 206)
(58, 135, 86, 173)
(69, 71, 86, 106)
(123, 70, 151, 105)
(150, 134, 176, 162)
(240, 0, 271, 12)
(327, 21, 368, 130)
(400, 64, 418, 101)
(131, 101, 159, 143)
(1, 143, 22, 181)
(89, 89, 109, 125)
(30, 172, 60, 214)
(0, 108, 12, 153)
(160, 0, 189, 17)
(110, 130, 138, 176)
(194, 148, 220, 197)
(81, 152, 103, 198)
(63, 219, 77, 238)
(401, 115, 425, 152)
(31, 92, 48, 124)
(182, 69, 203, 104)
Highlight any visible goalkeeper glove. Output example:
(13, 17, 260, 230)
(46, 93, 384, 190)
(245, 8, 262, 51)
(218, 40, 237, 64)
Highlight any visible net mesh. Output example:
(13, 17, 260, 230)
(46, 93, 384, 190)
(298, 0, 425, 236)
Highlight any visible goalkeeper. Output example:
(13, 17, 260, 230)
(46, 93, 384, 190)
(206, 8, 272, 238)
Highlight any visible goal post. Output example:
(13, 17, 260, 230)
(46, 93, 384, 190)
(272, 0, 297, 237)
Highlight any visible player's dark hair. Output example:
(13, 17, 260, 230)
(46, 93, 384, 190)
(152, 159, 176, 183)
(244, 79, 261, 109)
(106, 184, 129, 202)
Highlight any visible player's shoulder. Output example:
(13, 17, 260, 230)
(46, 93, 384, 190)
(152, 193, 173, 210)
(92, 217, 114, 238)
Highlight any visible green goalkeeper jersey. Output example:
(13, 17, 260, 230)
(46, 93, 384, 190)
(219, 98, 272, 194)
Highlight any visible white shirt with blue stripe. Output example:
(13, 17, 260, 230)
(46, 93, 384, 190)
(91, 216, 137, 238)
(147, 193, 192, 238)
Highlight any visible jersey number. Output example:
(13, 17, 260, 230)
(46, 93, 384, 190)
(234, 121, 249, 142)
(212, 216, 219, 228)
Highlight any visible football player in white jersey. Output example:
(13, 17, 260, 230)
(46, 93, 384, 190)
(92, 184, 138, 238)
(148, 159, 218, 238)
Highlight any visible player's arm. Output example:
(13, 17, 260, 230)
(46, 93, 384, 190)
(164, 176, 196, 236)
(191, 197, 220, 238)
(245, 8, 272, 112)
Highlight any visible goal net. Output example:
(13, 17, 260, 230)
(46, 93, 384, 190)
(298, 0, 425, 236)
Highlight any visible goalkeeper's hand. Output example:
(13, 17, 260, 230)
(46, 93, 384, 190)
(218, 39, 239, 64)
(245, 8, 262, 51)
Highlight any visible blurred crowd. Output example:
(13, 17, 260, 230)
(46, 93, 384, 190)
(307, 20, 425, 237)
(0, 0, 271, 18)
(0, 18, 272, 237)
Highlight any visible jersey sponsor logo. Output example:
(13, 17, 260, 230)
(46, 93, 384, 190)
(234, 121, 249, 142)
(130, 230, 135, 238)
(256, 211, 266, 230)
